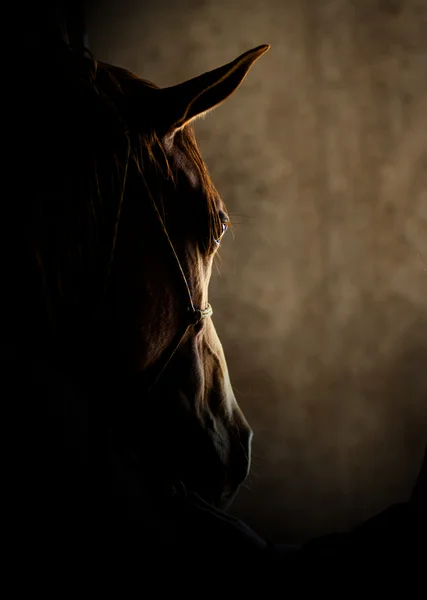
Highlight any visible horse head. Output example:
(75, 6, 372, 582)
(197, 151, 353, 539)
(16, 44, 269, 511)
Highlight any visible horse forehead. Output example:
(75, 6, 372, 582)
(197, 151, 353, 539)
(161, 136, 199, 189)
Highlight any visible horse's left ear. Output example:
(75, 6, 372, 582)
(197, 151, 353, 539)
(155, 45, 270, 134)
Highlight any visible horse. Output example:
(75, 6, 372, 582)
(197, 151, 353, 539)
(2, 38, 271, 545)
(3, 34, 425, 587)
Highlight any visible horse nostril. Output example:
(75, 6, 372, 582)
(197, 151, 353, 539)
(248, 428, 254, 452)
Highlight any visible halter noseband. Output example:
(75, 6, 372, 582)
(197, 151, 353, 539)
(189, 304, 214, 325)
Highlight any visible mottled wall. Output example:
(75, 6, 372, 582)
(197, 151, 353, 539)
(85, 0, 427, 542)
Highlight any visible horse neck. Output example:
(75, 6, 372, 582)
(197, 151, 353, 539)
(3, 343, 177, 524)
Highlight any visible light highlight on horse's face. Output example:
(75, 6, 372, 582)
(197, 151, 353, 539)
(171, 316, 254, 508)
(162, 129, 253, 507)
(111, 127, 252, 508)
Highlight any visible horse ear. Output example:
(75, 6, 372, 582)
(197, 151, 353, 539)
(156, 45, 270, 133)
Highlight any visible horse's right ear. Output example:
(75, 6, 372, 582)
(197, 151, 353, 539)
(154, 45, 270, 135)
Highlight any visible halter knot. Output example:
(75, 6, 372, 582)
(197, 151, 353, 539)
(189, 303, 213, 325)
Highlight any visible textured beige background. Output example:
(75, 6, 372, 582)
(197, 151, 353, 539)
(86, 0, 427, 542)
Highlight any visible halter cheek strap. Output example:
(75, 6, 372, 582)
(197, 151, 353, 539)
(139, 174, 213, 393)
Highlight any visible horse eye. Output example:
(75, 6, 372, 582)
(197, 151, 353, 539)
(214, 213, 229, 245)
